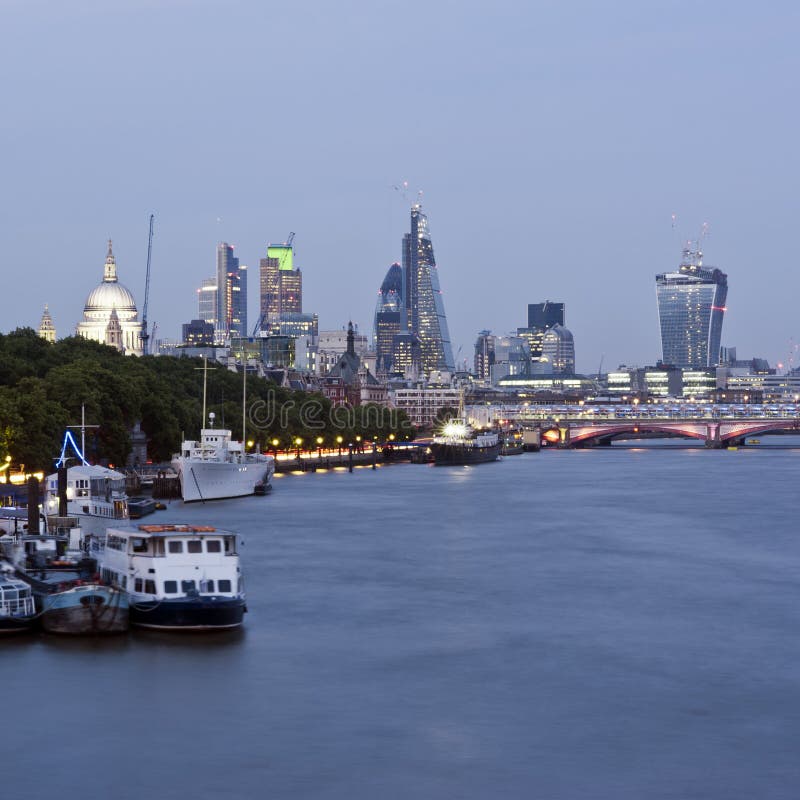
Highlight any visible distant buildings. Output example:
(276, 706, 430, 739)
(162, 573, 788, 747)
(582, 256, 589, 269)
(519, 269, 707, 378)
(402, 204, 455, 374)
(374, 262, 404, 375)
(541, 324, 575, 375)
(517, 301, 565, 359)
(656, 243, 727, 368)
(197, 277, 218, 329)
(76, 240, 143, 355)
(259, 240, 302, 333)
(38, 305, 56, 342)
(216, 243, 247, 339)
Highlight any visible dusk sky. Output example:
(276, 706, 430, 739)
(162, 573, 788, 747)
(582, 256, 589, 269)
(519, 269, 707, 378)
(3, 0, 799, 373)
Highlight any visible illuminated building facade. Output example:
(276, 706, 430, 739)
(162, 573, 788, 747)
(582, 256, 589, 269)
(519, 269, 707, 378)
(374, 262, 404, 374)
(474, 330, 495, 380)
(402, 205, 454, 374)
(216, 243, 247, 339)
(76, 240, 142, 355)
(259, 242, 302, 332)
(517, 301, 565, 358)
(540, 324, 575, 375)
(197, 277, 217, 328)
(656, 244, 727, 368)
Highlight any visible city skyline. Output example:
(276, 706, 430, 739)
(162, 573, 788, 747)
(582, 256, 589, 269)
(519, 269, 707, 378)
(3, 2, 799, 373)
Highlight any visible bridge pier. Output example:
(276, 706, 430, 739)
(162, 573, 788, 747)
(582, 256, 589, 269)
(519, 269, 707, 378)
(558, 426, 571, 449)
(705, 423, 722, 448)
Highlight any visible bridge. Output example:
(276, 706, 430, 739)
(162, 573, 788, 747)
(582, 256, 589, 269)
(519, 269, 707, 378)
(467, 403, 800, 448)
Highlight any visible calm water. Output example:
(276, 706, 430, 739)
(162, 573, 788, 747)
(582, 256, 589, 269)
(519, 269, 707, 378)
(4, 441, 800, 799)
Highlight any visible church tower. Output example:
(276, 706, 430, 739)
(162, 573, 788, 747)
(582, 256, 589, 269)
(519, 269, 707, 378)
(38, 304, 56, 343)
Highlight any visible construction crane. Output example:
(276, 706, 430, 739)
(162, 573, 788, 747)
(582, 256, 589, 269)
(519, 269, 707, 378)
(141, 214, 155, 355)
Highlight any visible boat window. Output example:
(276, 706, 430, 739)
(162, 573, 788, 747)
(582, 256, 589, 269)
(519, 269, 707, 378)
(218, 579, 232, 592)
(131, 538, 148, 553)
(206, 540, 221, 553)
(187, 540, 202, 554)
(134, 578, 143, 592)
(144, 580, 156, 594)
(181, 580, 196, 593)
(168, 541, 183, 553)
(200, 579, 214, 593)
(164, 580, 178, 594)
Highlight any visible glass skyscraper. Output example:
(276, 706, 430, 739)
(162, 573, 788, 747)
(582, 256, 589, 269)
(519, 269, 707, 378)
(215, 243, 247, 339)
(373, 262, 404, 374)
(401, 204, 454, 373)
(656, 244, 728, 368)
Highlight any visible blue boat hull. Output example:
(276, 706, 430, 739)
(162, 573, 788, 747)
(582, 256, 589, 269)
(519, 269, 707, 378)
(130, 597, 246, 630)
(41, 585, 129, 635)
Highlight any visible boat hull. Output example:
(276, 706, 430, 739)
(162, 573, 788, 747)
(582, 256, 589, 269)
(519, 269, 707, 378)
(0, 615, 37, 635)
(130, 596, 246, 630)
(41, 585, 129, 635)
(430, 442, 501, 465)
(173, 458, 273, 503)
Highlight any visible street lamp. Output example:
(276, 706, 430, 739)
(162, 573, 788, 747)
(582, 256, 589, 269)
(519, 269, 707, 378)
(316, 436, 323, 458)
(355, 434, 362, 453)
(336, 435, 343, 457)
(295, 437, 303, 458)
(271, 438, 280, 458)
(246, 439, 254, 453)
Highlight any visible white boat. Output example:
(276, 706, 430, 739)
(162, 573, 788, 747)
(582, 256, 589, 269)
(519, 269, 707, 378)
(172, 416, 274, 502)
(98, 523, 246, 630)
(171, 357, 274, 502)
(43, 464, 129, 535)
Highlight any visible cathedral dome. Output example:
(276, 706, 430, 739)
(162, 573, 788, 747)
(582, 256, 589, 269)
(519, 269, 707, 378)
(76, 240, 143, 355)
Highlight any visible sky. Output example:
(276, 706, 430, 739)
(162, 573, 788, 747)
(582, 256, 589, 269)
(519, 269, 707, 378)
(2, 0, 799, 374)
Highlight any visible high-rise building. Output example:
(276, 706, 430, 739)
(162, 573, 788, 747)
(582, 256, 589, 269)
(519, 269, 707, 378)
(374, 262, 404, 375)
(215, 243, 247, 339)
(474, 330, 495, 380)
(259, 241, 302, 332)
(527, 301, 564, 330)
(402, 204, 454, 373)
(656, 244, 728, 368)
(197, 277, 218, 328)
(540, 324, 575, 375)
(517, 300, 565, 358)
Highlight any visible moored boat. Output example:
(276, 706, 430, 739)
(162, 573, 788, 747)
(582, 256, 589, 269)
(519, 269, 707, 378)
(500, 427, 525, 455)
(128, 497, 157, 518)
(0, 562, 37, 634)
(98, 523, 246, 631)
(430, 420, 501, 465)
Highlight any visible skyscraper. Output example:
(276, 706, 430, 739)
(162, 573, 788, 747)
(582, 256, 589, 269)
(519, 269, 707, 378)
(656, 244, 728, 368)
(402, 204, 454, 373)
(215, 243, 247, 339)
(259, 241, 302, 332)
(197, 277, 218, 328)
(518, 301, 565, 358)
(373, 262, 404, 374)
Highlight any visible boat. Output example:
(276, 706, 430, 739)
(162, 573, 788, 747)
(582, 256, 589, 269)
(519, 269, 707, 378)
(97, 523, 246, 631)
(2, 527, 128, 635)
(430, 420, 501, 465)
(43, 464, 129, 535)
(171, 357, 274, 502)
(500, 427, 525, 455)
(0, 561, 37, 634)
(128, 497, 157, 519)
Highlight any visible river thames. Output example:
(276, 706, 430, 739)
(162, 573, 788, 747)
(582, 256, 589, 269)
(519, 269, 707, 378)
(4, 441, 799, 799)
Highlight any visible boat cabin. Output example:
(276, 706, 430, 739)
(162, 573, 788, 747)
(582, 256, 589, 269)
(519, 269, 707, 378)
(99, 524, 242, 601)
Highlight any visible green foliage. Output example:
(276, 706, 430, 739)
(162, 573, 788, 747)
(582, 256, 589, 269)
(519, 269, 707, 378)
(0, 328, 412, 471)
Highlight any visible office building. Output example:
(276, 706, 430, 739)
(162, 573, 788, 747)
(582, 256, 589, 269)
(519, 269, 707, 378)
(474, 330, 495, 380)
(517, 300, 566, 359)
(374, 262, 404, 374)
(540, 324, 575, 375)
(216, 243, 247, 339)
(197, 277, 217, 328)
(656, 243, 728, 368)
(259, 241, 302, 332)
(402, 204, 454, 373)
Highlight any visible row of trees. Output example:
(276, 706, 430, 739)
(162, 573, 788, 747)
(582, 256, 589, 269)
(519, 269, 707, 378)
(0, 329, 414, 472)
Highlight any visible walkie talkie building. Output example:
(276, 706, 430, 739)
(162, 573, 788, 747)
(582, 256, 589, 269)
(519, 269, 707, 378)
(656, 244, 728, 368)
